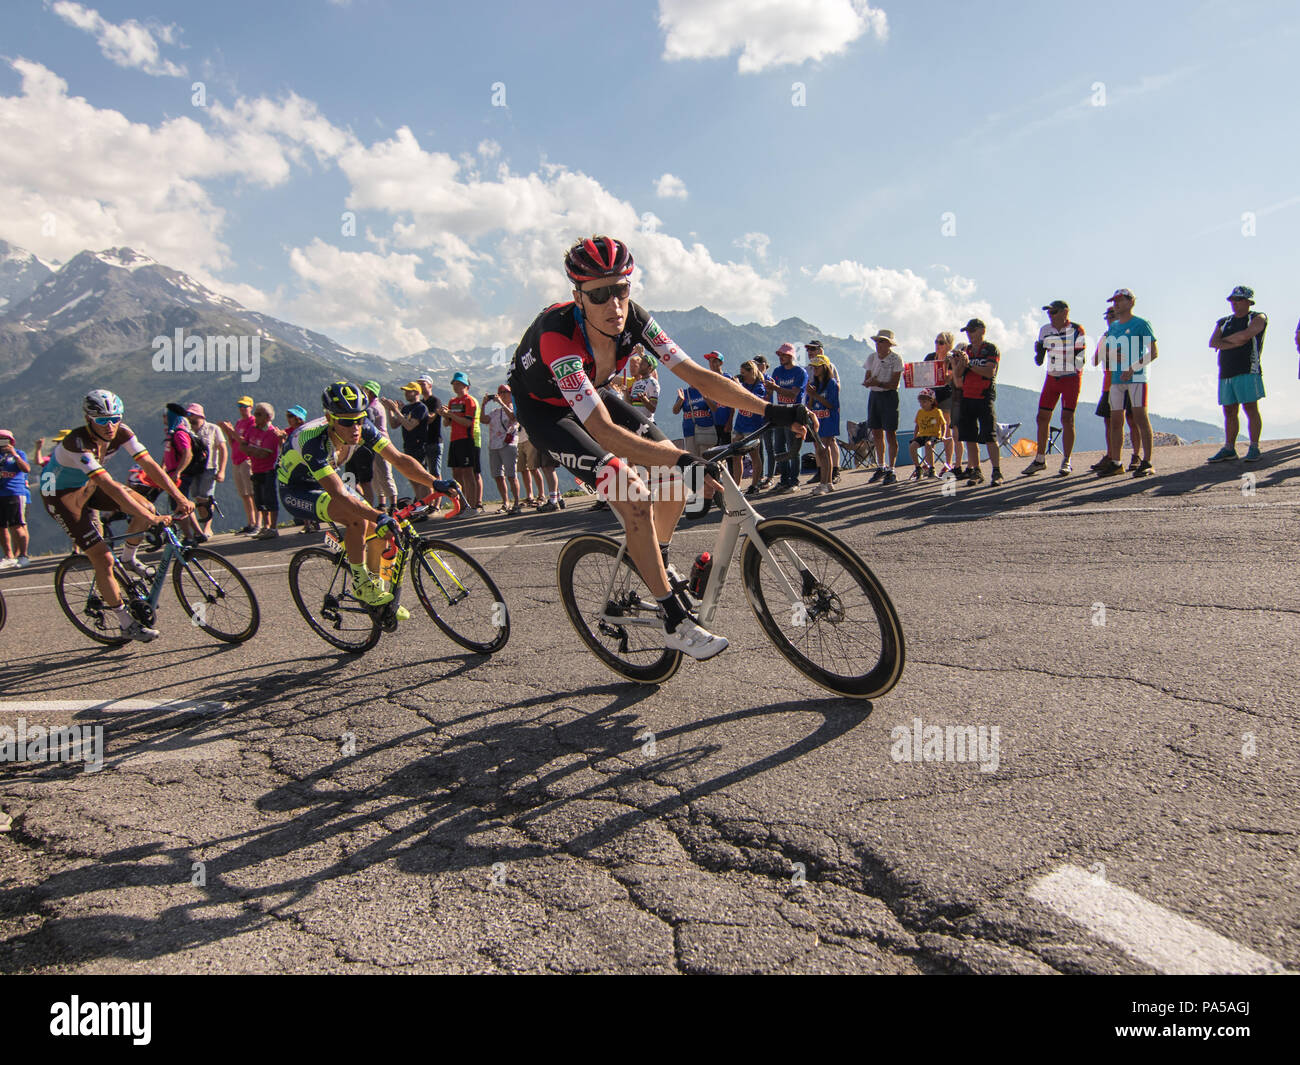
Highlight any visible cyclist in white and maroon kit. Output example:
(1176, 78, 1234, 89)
(508, 236, 810, 660)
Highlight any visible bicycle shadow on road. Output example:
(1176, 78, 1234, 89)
(0, 685, 870, 970)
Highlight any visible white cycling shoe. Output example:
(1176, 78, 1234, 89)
(664, 618, 729, 660)
(121, 619, 160, 642)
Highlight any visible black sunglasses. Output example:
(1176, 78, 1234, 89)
(580, 281, 631, 305)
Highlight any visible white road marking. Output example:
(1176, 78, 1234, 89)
(0, 699, 227, 716)
(1027, 863, 1292, 974)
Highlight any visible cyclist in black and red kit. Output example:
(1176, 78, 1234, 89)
(509, 235, 811, 660)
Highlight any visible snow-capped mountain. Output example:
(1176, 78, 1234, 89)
(0, 239, 56, 312)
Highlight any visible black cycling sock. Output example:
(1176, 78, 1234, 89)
(658, 593, 687, 633)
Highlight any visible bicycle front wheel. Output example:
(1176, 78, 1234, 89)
(411, 539, 510, 654)
(741, 518, 904, 699)
(287, 546, 381, 652)
(173, 548, 260, 643)
(556, 534, 681, 685)
(53, 553, 129, 646)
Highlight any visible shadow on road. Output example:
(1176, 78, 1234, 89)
(0, 683, 870, 969)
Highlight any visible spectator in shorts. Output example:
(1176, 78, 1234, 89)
(381, 383, 430, 497)
(806, 352, 840, 494)
(220, 403, 281, 539)
(231, 396, 257, 533)
(805, 341, 842, 484)
(946, 341, 969, 475)
(862, 329, 903, 485)
(515, 422, 543, 506)
(184, 403, 227, 538)
(418, 375, 443, 478)
(955, 319, 1004, 486)
(753, 354, 778, 488)
(484, 384, 522, 514)
(1022, 300, 1088, 477)
(0, 429, 31, 567)
(362, 381, 399, 506)
(926, 333, 957, 474)
(732, 360, 769, 496)
(532, 436, 564, 513)
(908, 389, 947, 480)
(673, 380, 714, 455)
(1207, 285, 1267, 463)
(441, 371, 483, 513)
(1091, 307, 1137, 471)
(1095, 289, 1158, 478)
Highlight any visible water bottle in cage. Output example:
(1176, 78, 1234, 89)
(688, 551, 712, 599)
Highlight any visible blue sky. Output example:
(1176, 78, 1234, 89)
(2, 0, 1299, 429)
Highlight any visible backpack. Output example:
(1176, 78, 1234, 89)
(175, 426, 209, 478)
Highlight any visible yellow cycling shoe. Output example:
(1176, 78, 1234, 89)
(350, 570, 394, 607)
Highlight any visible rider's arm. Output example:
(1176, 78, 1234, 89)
(379, 441, 436, 494)
(669, 358, 770, 417)
(95, 474, 165, 524)
(135, 451, 191, 514)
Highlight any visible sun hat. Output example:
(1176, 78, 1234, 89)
(870, 329, 899, 347)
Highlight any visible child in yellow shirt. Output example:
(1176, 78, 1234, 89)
(908, 389, 948, 479)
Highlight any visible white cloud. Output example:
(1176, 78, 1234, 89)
(658, 0, 887, 73)
(655, 173, 688, 199)
(812, 261, 1041, 382)
(48, 1, 186, 77)
(736, 231, 771, 260)
(0, 57, 785, 356)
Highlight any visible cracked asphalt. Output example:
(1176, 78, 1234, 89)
(1, 439, 1297, 974)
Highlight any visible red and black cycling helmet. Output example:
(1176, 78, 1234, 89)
(564, 236, 634, 284)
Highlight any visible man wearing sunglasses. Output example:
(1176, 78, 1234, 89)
(507, 235, 810, 660)
(277, 381, 439, 608)
(40, 390, 193, 641)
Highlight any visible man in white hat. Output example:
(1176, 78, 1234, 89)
(862, 329, 903, 484)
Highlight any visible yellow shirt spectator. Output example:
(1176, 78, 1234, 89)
(915, 407, 947, 438)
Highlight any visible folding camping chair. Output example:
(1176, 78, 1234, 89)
(841, 421, 874, 470)
(994, 422, 1021, 457)
(1046, 425, 1063, 454)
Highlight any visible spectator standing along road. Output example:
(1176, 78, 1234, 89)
(362, 381, 399, 506)
(955, 319, 1004, 486)
(418, 375, 443, 479)
(863, 330, 903, 485)
(442, 371, 483, 513)
(770, 343, 808, 494)
(484, 385, 522, 514)
(732, 360, 769, 496)
(184, 403, 226, 538)
(0, 430, 31, 567)
(230, 396, 257, 533)
(1207, 285, 1267, 463)
(926, 333, 957, 474)
(806, 352, 840, 494)
(381, 383, 430, 498)
(753, 354, 778, 488)
(220, 403, 281, 539)
(1095, 288, 1158, 478)
(1022, 300, 1088, 477)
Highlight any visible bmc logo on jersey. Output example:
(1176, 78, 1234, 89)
(551, 356, 585, 380)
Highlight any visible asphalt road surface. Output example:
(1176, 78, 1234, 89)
(2, 440, 1297, 974)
